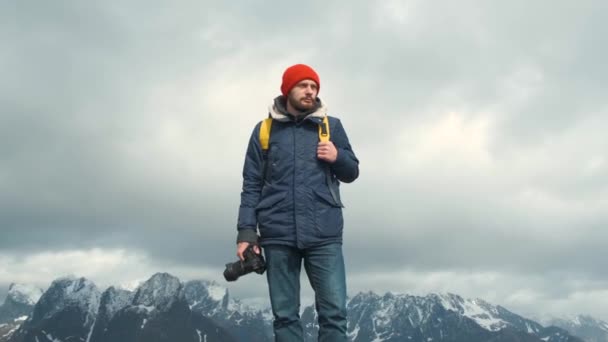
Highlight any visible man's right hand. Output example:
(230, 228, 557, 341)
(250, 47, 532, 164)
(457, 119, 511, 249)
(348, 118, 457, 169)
(237, 242, 261, 261)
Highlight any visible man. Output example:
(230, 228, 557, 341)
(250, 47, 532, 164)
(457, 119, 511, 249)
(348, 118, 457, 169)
(236, 64, 359, 341)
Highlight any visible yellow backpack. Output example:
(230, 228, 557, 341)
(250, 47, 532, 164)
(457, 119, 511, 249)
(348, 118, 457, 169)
(259, 116, 330, 151)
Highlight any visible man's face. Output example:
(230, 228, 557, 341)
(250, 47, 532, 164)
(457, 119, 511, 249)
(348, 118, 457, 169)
(287, 79, 318, 112)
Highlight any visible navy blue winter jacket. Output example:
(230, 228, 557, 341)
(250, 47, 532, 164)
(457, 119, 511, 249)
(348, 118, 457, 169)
(236, 96, 359, 249)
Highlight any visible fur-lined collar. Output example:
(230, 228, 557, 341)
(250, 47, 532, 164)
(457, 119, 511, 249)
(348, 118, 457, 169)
(268, 96, 327, 122)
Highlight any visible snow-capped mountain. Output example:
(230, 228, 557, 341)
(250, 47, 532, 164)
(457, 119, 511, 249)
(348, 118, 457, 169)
(3, 274, 235, 342)
(132, 272, 182, 309)
(183, 279, 273, 342)
(8, 276, 100, 342)
(0, 284, 43, 324)
(89, 272, 234, 342)
(299, 292, 584, 342)
(183, 279, 229, 314)
(0, 284, 44, 342)
(546, 315, 608, 342)
(87, 286, 134, 342)
(5, 285, 42, 308)
(2, 272, 605, 342)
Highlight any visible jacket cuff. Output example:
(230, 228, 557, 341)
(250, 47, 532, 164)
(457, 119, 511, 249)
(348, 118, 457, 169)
(237, 207, 257, 228)
(236, 229, 259, 244)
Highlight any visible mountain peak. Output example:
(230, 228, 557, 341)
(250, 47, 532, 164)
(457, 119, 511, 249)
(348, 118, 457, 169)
(544, 314, 608, 342)
(55, 276, 95, 293)
(132, 272, 183, 310)
(117, 278, 144, 292)
(572, 314, 607, 327)
(185, 279, 228, 302)
(33, 276, 100, 320)
(14, 275, 102, 340)
(6, 283, 43, 306)
(350, 290, 380, 302)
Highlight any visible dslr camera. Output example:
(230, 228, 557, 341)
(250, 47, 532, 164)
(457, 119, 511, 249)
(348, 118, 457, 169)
(223, 245, 266, 282)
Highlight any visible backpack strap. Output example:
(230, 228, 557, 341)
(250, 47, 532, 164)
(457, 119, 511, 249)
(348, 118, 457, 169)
(318, 116, 330, 142)
(259, 117, 273, 151)
(321, 116, 339, 205)
(258, 118, 273, 184)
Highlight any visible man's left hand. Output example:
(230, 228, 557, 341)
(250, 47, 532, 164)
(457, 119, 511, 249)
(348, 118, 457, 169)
(317, 141, 337, 163)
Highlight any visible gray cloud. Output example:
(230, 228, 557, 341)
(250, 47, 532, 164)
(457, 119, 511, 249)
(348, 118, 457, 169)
(1, 0, 607, 320)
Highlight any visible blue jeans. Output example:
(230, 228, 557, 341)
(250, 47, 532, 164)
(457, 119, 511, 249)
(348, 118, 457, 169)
(264, 243, 347, 342)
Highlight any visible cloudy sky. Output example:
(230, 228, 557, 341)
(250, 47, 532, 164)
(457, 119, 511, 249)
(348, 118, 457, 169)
(1, 0, 607, 321)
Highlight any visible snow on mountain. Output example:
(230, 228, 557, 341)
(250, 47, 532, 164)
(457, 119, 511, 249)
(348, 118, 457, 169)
(436, 293, 510, 331)
(235, 297, 273, 322)
(6, 276, 101, 342)
(1, 273, 596, 342)
(90, 273, 235, 342)
(546, 315, 608, 342)
(117, 279, 144, 292)
(183, 280, 228, 315)
(2, 274, 240, 342)
(98, 287, 133, 321)
(131, 272, 182, 311)
(88, 285, 134, 341)
(238, 297, 271, 312)
(32, 276, 101, 324)
(6, 284, 43, 306)
(180, 280, 272, 341)
(338, 291, 581, 342)
(0, 283, 43, 341)
(207, 282, 227, 302)
(0, 322, 21, 342)
(0, 284, 43, 326)
(182, 280, 271, 321)
(182, 279, 272, 323)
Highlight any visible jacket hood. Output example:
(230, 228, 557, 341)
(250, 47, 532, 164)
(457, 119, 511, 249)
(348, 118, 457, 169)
(268, 95, 327, 122)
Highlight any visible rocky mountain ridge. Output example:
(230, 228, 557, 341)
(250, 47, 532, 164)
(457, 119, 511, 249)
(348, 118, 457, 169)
(0, 273, 604, 342)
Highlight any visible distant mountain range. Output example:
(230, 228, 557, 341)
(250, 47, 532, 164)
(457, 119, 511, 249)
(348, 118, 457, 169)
(544, 316, 608, 342)
(0, 272, 606, 342)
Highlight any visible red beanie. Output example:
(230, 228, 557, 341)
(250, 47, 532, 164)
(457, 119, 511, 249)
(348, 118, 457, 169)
(281, 64, 320, 97)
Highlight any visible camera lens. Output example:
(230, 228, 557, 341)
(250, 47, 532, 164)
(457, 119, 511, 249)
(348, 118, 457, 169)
(223, 262, 242, 282)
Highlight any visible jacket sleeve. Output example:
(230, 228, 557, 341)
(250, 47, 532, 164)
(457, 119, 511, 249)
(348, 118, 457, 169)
(236, 122, 264, 244)
(330, 118, 360, 183)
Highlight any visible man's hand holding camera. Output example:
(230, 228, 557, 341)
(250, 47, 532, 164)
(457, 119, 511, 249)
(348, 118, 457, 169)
(237, 242, 260, 261)
(224, 242, 265, 282)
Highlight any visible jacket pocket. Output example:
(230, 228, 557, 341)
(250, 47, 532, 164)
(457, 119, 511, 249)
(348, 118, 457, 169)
(312, 187, 344, 238)
(256, 189, 288, 238)
(255, 190, 287, 210)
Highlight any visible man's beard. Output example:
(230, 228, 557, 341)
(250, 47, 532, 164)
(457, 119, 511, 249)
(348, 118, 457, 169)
(287, 95, 316, 113)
